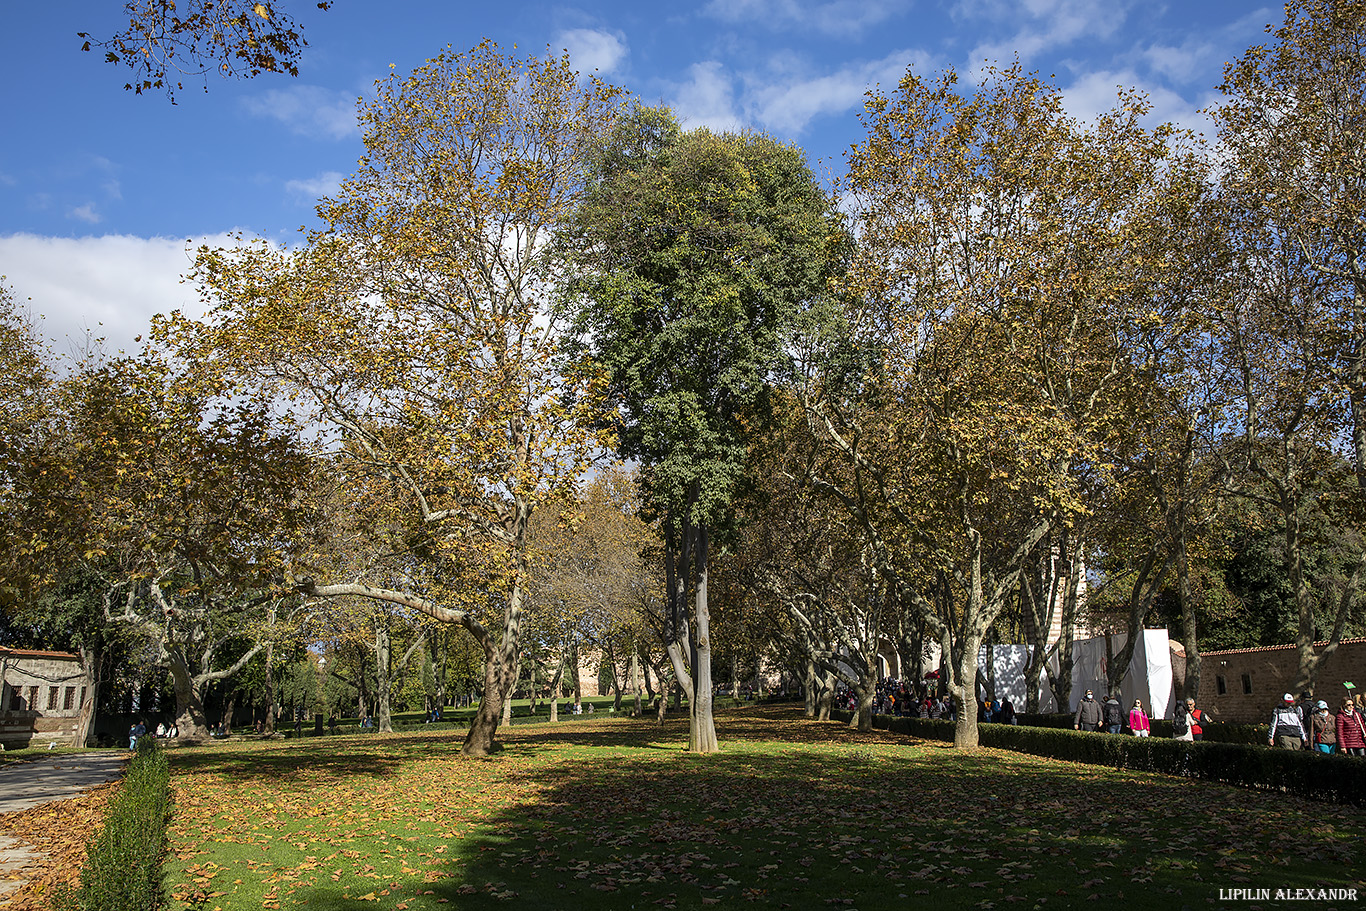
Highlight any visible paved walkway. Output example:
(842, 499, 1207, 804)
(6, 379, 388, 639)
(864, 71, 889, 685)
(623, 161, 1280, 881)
(0, 752, 127, 903)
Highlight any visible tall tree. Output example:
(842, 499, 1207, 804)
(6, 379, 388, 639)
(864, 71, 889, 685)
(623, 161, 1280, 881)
(21, 352, 312, 739)
(179, 42, 621, 756)
(814, 64, 1202, 747)
(560, 107, 845, 752)
(1212, 0, 1366, 693)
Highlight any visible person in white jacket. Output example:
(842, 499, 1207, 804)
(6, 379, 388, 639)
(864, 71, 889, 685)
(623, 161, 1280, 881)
(1269, 693, 1308, 749)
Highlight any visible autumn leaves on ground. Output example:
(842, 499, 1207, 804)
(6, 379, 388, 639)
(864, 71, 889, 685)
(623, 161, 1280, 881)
(5, 705, 1362, 911)
(80, 704, 1352, 911)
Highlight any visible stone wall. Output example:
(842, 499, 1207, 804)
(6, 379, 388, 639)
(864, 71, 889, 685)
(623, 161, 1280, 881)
(0, 648, 86, 748)
(1197, 637, 1366, 723)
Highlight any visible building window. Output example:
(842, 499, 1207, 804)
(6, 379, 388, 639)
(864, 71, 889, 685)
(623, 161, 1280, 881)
(47, 687, 59, 710)
(1216, 675, 1227, 696)
(4, 684, 16, 711)
(1242, 674, 1253, 695)
(63, 687, 77, 711)
(27, 686, 38, 710)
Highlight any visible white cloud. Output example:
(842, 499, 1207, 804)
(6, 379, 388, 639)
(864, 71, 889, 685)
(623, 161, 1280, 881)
(285, 171, 345, 201)
(1060, 68, 1211, 134)
(749, 49, 932, 134)
(671, 62, 745, 133)
(555, 28, 628, 76)
(242, 86, 360, 141)
(0, 233, 239, 357)
(69, 204, 101, 224)
(701, 0, 912, 40)
(960, 0, 1134, 72)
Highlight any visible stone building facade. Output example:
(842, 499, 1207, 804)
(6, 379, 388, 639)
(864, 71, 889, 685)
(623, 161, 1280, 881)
(1197, 637, 1366, 723)
(0, 647, 88, 749)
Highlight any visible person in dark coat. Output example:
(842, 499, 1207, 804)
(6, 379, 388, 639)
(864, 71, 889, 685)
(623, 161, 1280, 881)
(1074, 690, 1102, 731)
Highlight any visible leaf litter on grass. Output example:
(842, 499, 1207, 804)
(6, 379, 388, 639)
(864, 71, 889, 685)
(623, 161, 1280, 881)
(165, 705, 1366, 911)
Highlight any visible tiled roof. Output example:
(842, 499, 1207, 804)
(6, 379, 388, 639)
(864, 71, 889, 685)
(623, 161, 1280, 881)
(0, 646, 81, 661)
(1201, 636, 1366, 657)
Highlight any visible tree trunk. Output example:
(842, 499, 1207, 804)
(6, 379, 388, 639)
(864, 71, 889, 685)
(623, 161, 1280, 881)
(167, 654, 210, 741)
(640, 645, 656, 702)
(631, 649, 642, 716)
(263, 638, 276, 735)
(851, 670, 876, 732)
(375, 622, 394, 733)
(952, 632, 984, 748)
(75, 641, 102, 747)
(464, 642, 507, 756)
(502, 658, 521, 726)
(689, 525, 719, 752)
(571, 640, 582, 710)
(548, 654, 564, 723)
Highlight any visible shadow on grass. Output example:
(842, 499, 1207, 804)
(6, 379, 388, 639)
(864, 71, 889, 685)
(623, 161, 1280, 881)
(265, 705, 1363, 911)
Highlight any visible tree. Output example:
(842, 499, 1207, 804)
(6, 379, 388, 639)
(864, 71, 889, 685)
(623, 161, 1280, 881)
(179, 42, 622, 756)
(813, 63, 1202, 747)
(0, 282, 55, 608)
(1212, 0, 1366, 693)
(19, 352, 313, 739)
(80, 0, 331, 100)
(560, 106, 845, 752)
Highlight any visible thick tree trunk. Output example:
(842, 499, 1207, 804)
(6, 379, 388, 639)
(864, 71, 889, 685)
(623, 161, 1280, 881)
(462, 561, 528, 757)
(75, 641, 102, 747)
(464, 644, 507, 756)
(851, 671, 876, 731)
(952, 632, 984, 749)
(167, 654, 210, 741)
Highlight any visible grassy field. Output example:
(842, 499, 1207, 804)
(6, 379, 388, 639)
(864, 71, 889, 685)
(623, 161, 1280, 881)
(164, 704, 1365, 911)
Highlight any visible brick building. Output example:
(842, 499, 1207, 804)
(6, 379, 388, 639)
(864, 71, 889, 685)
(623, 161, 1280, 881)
(1197, 637, 1366, 723)
(0, 647, 88, 749)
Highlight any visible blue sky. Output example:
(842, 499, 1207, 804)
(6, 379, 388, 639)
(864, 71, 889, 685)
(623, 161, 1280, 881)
(1, 0, 1274, 355)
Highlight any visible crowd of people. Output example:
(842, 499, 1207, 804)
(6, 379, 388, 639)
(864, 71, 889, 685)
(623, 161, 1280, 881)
(836, 678, 962, 720)
(1263, 692, 1366, 754)
(1072, 687, 1366, 754)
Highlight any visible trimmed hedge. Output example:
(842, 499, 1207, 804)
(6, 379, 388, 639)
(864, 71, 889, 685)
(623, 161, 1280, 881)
(831, 710, 1366, 806)
(57, 737, 172, 910)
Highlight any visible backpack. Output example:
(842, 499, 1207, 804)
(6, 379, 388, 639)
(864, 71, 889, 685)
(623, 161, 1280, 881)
(1173, 710, 1188, 736)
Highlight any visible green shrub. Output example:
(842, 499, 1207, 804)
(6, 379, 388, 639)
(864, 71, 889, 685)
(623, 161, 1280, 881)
(832, 709, 1366, 806)
(63, 737, 172, 910)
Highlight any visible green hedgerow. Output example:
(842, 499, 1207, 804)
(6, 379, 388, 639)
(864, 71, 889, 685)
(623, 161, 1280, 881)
(58, 736, 172, 911)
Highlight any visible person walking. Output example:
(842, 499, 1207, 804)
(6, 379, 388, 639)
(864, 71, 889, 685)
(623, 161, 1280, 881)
(1102, 693, 1124, 734)
(1310, 701, 1336, 754)
(1173, 700, 1195, 741)
(1074, 690, 1102, 731)
(1129, 699, 1150, 737)
(1336, 697, 1366, 756)
(1269, 693, 1308, 749)
(1187, 698, 1212, 741)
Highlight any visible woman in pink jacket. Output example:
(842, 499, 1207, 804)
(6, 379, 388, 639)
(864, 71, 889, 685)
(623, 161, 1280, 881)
(1129, 699, 1150, 737)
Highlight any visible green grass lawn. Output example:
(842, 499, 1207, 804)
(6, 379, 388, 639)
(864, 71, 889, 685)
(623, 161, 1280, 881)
(165, 704, 1365, 911)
